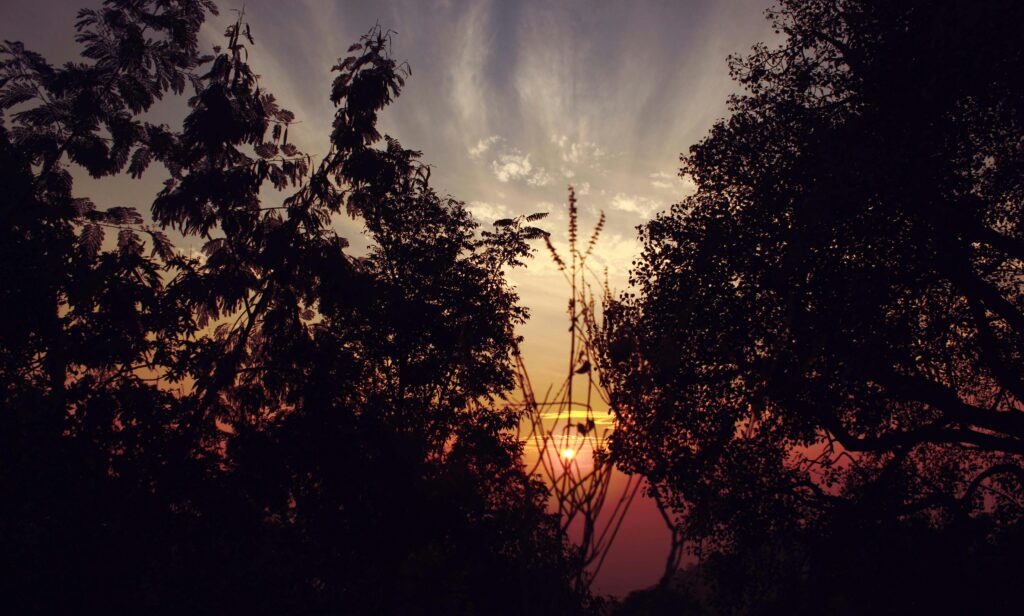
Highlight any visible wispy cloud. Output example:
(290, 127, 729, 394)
(492, 151, 532, 182)
(649, 171, 698, 195)
(650, 171, 675, 189)
(467, 200, 511, 223)
(469, 135, 502, 158)
(553, 135, 606, 166)
(486, 145, 552, 187)
(527, 167, 553, 187)
(610, 193, 663, 218)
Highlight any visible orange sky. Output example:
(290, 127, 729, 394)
(1, 0, 781, 597)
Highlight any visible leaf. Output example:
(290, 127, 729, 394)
(0, 82, 37, 110)
(202, 238, 225, 257)
(260, 93, 279, 116)
(214, 322, 231, 340)
(105, 207, 144, 225)
(71, 198, 96, 217)
(68, 134, 111, 176)
(128, 146, 152, 178)
(78, 223, 104, 258)
(117, 228, 142, 255)
(254, 142, 278, 159)
(494, 218, 515, 227)
(526, 212, 549, 222)
(149, 230, 175, 261)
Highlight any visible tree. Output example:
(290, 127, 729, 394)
(600, 0, 1024, 607)
(0, 3, 220, 608)
(0, 2, 586, 612)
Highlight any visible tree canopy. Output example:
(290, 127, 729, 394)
(0, 2, 582, 612)
(601, 0, 1024, 610)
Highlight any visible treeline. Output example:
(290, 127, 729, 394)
(0, 2, 585, 613)
(603, 0, 1024, 613)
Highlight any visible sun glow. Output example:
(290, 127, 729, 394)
(560, 448, 577, 460)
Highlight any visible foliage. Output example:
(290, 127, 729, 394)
(0, 2, 587, 612)
(600, 0, 1024, 607)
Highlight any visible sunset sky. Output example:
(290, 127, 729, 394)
(2, 0, 777, 596)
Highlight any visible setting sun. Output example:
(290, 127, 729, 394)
(560, 448, 577, 460)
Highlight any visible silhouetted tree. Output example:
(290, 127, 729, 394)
(601, 0, 1024, 610)
(0, 3, 219, 608)
(0, 2, 585, 613)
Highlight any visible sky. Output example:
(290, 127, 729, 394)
(2, 0, 777, 597)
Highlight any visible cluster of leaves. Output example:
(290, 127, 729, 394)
(601, 0, 1024, 610)
(0, 2, 589, 613)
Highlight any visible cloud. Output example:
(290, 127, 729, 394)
(649, 171, 698, 195)
(467, 201, 511, 223)
(469, 135, 501, 158)
(588, 230, 644, 278)
(649, 170, 676, 189)
(449, 2, 492, 130)
(610, 193, 663, 218)
(564, 142, 606, 165)
(492, 152, 534, 182)
(551, 134, 607, 166)
(528, 168, 553, 187)
(490, 150, 552, 186)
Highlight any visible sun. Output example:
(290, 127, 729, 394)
(560, 448, 576, 460)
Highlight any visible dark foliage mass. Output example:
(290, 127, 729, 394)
(0, 1, 584, 613)
(8, 0, 1024, 613)
(602, 0, 1024, 612)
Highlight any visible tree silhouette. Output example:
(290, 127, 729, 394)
(0, 3, 586, 613)
(602, 0, 1024, 610)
